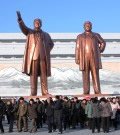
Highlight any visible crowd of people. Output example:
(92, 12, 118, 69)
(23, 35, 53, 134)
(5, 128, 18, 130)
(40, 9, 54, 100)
(0, 96, 120, 134)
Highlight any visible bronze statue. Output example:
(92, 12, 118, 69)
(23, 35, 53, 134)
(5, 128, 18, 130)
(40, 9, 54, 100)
(17, 11, 54, 96)
(75, 21, 106, 94)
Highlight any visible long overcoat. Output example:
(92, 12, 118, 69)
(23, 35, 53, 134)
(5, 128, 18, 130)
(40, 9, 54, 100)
(75, 32, 106, 71)
(18, 20, 54, 76)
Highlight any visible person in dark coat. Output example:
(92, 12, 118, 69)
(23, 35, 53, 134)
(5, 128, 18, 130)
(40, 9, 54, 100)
(100, 98, 112, 133)
(41, 100, 46, 124)
(62, 97, 71, 130)
(74, 97, 81, 126)
(35, 98, 42, 129)
(91, 98, 101, 133)
(28, 99, 38, 133)
(45, 97, 54, 133)
(0, 98, 5, 133)
(6, 101, 15, 132)
(79, 99, 87, 128)
(70, 97, 80, 129)
(54, 96, 63, 134)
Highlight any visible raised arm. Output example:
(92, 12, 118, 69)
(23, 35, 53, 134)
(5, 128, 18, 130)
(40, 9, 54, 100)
(16, 11, 30, 36)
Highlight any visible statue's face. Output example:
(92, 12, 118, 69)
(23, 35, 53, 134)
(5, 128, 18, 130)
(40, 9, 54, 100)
(34, 20, 41, 29)
(84, 23, 92, 32)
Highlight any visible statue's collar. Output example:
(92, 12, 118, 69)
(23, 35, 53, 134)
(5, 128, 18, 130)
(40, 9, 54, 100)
(83, 32, 95, 38)
(34, 29, 43, 33)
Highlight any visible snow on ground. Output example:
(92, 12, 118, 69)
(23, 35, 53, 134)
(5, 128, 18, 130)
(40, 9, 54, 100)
(0, 67, 119, 96)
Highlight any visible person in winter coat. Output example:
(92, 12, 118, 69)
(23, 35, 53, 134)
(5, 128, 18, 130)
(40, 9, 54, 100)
(70, 98, 78, 129)
(110, 97, 120, 130)
(17, 97, 28, 132)
(79, 99, 87, 128)
(6, 101, 15, 132)
(0, 98, 5, 133)
(100, 97, 112, 133)
(45, 97, 54, 133)
(91, 98, 101, 133)
(35, 98, 43, 128)
(54, 96, 63, 134)
(85, 98, 93, 129)
(62, 97, 71, 130)
(28, 99, 38, 133)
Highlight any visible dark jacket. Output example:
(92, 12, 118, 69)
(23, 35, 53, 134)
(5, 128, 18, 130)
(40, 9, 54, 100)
(0, 100, 5, 116)
(54, 99, 63, 119)
(28, 103, 38, 119)
(46, 102, 54, 117)
(62, 101, 70, 116)
(71, 102, 78, 116)
(37, 102, 44, 114)
(54, 100, 63, 110)
(6, 104, 15, 116)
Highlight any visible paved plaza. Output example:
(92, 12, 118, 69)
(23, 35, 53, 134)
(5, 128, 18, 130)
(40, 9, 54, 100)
(1, 121, 120, 135)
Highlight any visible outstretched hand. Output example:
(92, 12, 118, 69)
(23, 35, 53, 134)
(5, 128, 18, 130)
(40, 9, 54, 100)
(16, 11, 22, 20)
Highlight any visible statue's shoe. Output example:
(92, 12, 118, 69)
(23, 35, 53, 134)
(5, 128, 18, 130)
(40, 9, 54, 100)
(43, 93, 52, 97)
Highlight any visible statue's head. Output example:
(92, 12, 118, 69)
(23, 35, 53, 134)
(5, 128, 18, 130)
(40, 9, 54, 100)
(34, 18, 42, 30)
(84, 21, 92, 32)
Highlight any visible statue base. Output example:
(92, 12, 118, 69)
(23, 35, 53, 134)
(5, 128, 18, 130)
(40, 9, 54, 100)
(23, 93, 120, 100)
(1, 94, 120, 102)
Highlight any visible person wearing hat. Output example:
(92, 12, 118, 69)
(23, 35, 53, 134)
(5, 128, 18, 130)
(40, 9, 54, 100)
(16, 11, 54, 96)
(6, 101, 15, 132)
(54, 96, 63, 134)
(45, 97, 54, 133)
(75, 21, 106, 94)
(17, 97, 28, 132)
(62, 97, 71, 130)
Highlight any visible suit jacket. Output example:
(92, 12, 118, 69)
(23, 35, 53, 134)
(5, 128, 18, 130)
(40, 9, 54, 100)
(75, 32, 106, 71)
(17, 102, 28, 117)
(18, 20, 54, 77)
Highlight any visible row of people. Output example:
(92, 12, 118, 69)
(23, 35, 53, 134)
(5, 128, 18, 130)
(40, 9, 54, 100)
(0, 96, 120, 134)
